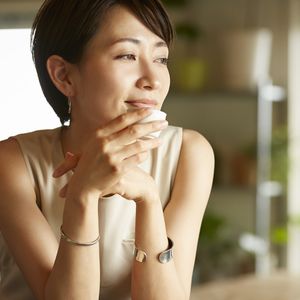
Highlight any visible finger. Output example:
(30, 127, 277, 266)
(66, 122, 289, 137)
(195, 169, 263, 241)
(101, 183, 124, 199)
(52, 152, 80, 178)
(59, 183, 68, 198)
(109, 120, 168, 147)
(97, 108, 153, 137)
(116, 137, 162, 162)
(52, 153, 76, 178)
(123, 150, 149, 166)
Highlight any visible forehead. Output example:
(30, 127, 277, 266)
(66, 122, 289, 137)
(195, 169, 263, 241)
(90, 5, 165, 48)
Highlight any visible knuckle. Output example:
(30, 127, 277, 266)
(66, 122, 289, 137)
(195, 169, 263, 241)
(129, 125, 141, 136)
(119, 113, 127, 123)
(105, 152, 116, 165)
(105, 154, 121, 173)
(111, 163, 123, 174)
(136, 152, 147, 163)
(95, 128, 105, 138)
(135, 140, 146, 152)
(98, 137, 109, 153)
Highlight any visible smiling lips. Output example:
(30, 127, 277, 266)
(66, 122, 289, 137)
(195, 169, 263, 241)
(125, 99, 157, 108)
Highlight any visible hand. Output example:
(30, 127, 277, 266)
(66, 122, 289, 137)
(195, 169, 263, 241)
(55, 153, 160, 204)
(53, 109, 167, 202)
(53, 152, 80, 197)
(106, 166, 160, 203)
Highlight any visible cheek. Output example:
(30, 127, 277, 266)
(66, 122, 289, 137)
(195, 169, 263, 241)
(165, 71, 171, 90)
(97, 63, 133, 90)
(83, 67, 130, 113)
(161, 70, 171, 96)
(81, 67, 123, 99)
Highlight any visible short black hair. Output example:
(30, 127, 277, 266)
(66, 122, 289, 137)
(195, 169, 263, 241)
(31, 0, 174, 124)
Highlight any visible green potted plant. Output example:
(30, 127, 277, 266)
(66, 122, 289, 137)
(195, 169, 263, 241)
(194, 213, 255, 284)
(171, 22, 207, 92)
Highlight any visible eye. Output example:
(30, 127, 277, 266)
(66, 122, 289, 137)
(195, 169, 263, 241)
(115, 54, 136, 61)
(155, 57, 169, 65)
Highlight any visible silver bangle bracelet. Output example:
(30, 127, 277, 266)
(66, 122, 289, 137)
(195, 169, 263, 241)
(60, 226, 100, 246)
(134, 237, 174, 264)
(158, 237, 174, 264)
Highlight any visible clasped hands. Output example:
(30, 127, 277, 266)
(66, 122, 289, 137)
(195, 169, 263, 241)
(52, 109, 168, 203)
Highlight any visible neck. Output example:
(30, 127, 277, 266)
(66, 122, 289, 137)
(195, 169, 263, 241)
(60, 122, 94, 156)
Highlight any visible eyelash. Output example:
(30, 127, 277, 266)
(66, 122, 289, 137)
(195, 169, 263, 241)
(115, 54, 169, 65)
(116, 54, 136, 61)
(156, 57, 169, 65)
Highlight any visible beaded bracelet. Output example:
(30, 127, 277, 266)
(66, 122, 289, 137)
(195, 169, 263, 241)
(60, 226, 100, 246)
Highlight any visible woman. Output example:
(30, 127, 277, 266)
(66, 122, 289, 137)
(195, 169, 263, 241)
(0, 0, 214, 299)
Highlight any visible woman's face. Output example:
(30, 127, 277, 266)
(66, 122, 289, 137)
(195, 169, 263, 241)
(70, 4, 170, 129)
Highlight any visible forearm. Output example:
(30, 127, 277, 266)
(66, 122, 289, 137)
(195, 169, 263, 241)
(131, 199, 186, 300)
(45, 195, 100, 300)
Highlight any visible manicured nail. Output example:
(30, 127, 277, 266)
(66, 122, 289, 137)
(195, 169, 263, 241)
(52, 169, 59, 177)
(65, 151, 75, 159)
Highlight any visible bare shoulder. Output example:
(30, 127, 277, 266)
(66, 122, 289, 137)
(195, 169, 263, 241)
(181, 128, 214, 165)
(168, 128, 214, 208)
(0, 136, 20, 150)
(0, 138, 57, 299)
(0, 137, 36, 219)
(0, 137, 25, 173)
(0, 137, 23, 171)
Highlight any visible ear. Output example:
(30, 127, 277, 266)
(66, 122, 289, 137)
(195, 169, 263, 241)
(46, 55, 76, 97)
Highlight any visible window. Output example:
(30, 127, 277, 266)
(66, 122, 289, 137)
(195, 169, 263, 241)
(0, 29, 59, 140)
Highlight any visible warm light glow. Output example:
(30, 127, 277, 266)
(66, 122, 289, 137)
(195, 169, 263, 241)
(0, 28, 59, 140)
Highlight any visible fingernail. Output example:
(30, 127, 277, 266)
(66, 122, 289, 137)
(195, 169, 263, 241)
(59, 189, 66, 198)
(52, 169, 61, 177)
(65, 151, 75, 159)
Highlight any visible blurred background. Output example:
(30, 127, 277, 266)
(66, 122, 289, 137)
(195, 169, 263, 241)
(1, 0, 300, 299)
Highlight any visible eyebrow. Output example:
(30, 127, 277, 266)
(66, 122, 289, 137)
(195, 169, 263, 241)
(111, 37, 168, 48)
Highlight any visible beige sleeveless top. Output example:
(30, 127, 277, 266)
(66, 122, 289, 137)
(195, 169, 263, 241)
(0, 125, 182, 300)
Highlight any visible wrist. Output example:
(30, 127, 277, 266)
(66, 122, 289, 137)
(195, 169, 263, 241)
(62, 193, 99, 241)
(65, 189, 99, 218)
(66, 183, 101, 205)
(135, 183, 160, 204)
(66, 173, 104, 205)
(135, 194, 161, 209)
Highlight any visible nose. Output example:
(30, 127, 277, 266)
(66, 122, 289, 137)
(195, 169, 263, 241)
(136, 63, 161, 91)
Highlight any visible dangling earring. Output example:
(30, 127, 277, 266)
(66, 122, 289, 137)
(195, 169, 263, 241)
(68, 98, 72, 115)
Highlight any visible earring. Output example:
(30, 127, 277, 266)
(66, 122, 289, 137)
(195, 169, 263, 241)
(68, 98, 72, 114)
